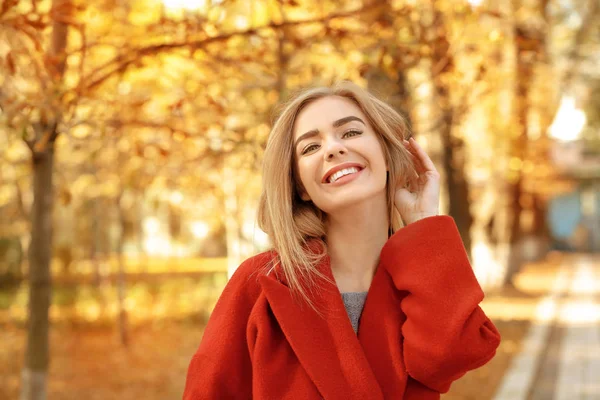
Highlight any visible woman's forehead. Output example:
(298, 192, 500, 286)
(293, 96, 366, 139)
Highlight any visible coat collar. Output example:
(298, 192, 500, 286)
(258, 241, 407, 398)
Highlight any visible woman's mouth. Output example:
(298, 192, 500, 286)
(326, 167, 363, 185)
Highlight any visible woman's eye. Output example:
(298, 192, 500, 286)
(343, 130, 362, 138)
(300, 131, 361, 155)
(302, 144, 319, 155)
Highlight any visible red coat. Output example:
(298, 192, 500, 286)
(183, 216, 501, 399)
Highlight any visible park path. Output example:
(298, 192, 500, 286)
(493, 253, 600, 400)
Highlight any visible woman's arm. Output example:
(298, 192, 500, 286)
(183, 257, 263, 400)
(380, 215, 501, 393)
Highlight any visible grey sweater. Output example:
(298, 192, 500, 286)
(340, 292, 368, 334)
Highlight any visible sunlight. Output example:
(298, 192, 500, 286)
(243, 220, 270, 249)
(536, 297, 559, 322)
(143, 217, 160, 235)
(141, 217, 175, 256)
(78, 303, 101, 322)
(234, 15, 248, 29)
(169, 191, 184, 205)
(190, 221, 210, 239)
(549, 96, 587, 141)
(144, 236, 172, 256)
(162, 0, 207, 11)
(472, 240, 503, 287)
(559, 300, 600, 325)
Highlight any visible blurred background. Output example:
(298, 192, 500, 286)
(1, 0, 599, 399)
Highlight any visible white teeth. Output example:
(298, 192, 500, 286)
(328, 167, 360, 183)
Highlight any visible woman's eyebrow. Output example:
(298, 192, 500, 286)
(332, 115, 365, 128)
(294, 116, 365, 149)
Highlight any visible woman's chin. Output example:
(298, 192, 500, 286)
(316, 190, 386, 214)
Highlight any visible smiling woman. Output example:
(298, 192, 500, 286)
(292, 96, 391, 218)
(183, 81, 501, 399)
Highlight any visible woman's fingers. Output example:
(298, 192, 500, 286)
(403, 140, 427, 175)
(408, 138, 438, 175)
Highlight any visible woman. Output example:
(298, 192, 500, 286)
(183, 81, 501, 399)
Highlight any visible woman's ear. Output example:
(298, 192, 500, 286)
(300, 191, 311, 201)
(295, 182, 311, 201)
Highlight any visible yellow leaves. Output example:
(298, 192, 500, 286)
(382, 53, 394, 69)
(98, 173, 121, 197)
(172, 131, 187, 142)
(453, 2, 471, 14)
(71, 174, 96, 197)
(203, 23, 219, 37)
(71, 124, 91, 139)
(208, 7, 224, 23)
(489, 29, 502, 42)
(252, 1, 271, 26)
(246, 123, 270, 143)
(509, 157, 523, 171)
(4, 139, 29, 163)
(143, 145, 162, 159)
(0, 186, 15, 208)
(266, 90, 279, 104)
(522, 160, 534, 175)
(162, 0, 208, 12)
(233, 15, 249, 30)
(397, 26, 413, 43)
(128, 1, 162, 26)
(420, 45, 431, 57)
(348, 50, 362, 64)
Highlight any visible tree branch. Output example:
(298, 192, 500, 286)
(561, 0, 599, 92)
(30, 121, 59, 153)
(105, 119, 200, 140)
(80, 1, 383, 92)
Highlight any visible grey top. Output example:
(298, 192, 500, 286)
(340, 292, 368, 334)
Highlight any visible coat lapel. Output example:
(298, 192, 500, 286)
(358, 264, 408, 396)
(259, 253, 384, 399)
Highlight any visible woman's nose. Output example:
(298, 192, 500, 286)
(324, 138, 347, 160)
(327, 149, 345, 160)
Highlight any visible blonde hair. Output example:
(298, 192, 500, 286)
(257, 80, 415, 314)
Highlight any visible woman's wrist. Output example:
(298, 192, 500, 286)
(404, 212, 439, 225)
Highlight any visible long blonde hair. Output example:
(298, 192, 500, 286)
(257, 81, 415, 313)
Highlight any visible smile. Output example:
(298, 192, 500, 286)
(327, 167, 363, 185)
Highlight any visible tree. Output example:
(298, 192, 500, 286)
(0, 0, 72, 398)
(503, 0, 600, 285)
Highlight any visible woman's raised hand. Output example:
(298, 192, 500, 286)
(394, 137, 440, 225)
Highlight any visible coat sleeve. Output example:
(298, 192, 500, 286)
(380, 215, 501, 393)
(183, 257, 263, 400)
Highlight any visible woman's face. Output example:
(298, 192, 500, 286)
(293, 96, 388, 214)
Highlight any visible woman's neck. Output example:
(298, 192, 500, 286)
(325, 194, 389, 292)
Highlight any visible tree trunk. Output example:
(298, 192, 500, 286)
(503, 0, 548, 286)
(116, 195, 129, 347)
(396, 70, 413, 129)
(136, 191, 147, 273)
(439, 114, 473, 258)
(430, 6, 474, 259)
(91, 197, 102, 286)
(21, 2, 70, 397)
(21, 148, 55, 400)
(275, 1, 289, 101)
